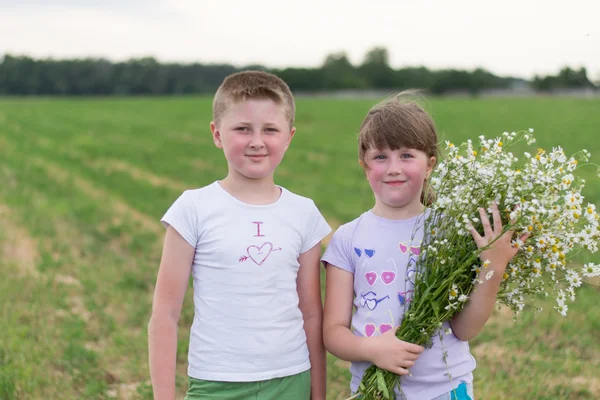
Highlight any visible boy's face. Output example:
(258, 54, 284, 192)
(211, 98, 295, 182)
(363, 147, 435, 214)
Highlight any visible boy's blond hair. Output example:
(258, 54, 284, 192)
(212, 71, 295, 128)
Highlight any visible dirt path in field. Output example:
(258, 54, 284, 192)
(0, 202, 40, 277)
(31, 157, 162, 237)
(87, 158, 189, 193)
(472, 341, 599, 396)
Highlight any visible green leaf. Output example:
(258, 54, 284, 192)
(376, 368, 390, 398)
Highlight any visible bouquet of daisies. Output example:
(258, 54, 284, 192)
(356, 129, 600, 399)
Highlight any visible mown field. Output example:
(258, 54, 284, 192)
(0, 96, 599, 400)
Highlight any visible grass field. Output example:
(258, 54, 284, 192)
(0, 96, 599, 399)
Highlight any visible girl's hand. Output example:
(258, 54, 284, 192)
(366, 328, 424, 376)
(469, 201, 529, 275)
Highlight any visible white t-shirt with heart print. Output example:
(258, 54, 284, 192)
(161, 181, 331, 382)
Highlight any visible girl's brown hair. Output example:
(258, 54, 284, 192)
(358, 92, 440, 205)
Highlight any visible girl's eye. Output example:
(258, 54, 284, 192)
(374, 155, 386, 160)
(401, 153, 414, 159)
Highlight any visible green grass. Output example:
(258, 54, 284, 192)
(0, 96, 599, 399)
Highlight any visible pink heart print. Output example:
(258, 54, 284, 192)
(365, 323, 376, 337)
(381, 271, 396, 284)
(379, 324, 393, 334)
(247, 242, 273, 266)
(365, 272, 377, 286)
(399, 242, 408, 253)
(410, 246, 421, 256)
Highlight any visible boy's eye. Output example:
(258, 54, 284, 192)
(235, 127, 250, 132)
(265, 128, 279, 133)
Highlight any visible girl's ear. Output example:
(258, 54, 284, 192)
(426, 156, 437, 179)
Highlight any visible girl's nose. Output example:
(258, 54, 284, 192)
(387, 158, 402, 174)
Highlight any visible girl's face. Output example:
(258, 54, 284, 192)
(363, 147, 435, 219)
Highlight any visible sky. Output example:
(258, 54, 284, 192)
(1, 0, 598, 80)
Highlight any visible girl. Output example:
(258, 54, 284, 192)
(322, 95, 522, 399)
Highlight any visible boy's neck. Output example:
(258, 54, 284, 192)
(219, 174, 281, 205)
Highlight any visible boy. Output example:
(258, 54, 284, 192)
(148, 71, 330, 400)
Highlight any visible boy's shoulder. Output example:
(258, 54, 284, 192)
(182, 181, 220, 197)
(279, 186, 318, 209)
(170, 181, 222, 211)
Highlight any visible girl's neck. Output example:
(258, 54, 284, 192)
(219, 173, 281, 205)
(371, 200, 425, 220)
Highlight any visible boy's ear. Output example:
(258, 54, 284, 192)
(210, 121, 223, 149)
(284, 126, 296, 150)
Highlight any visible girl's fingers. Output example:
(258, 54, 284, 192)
(491, 202, 502, 234)
(479, 207, 493, 237)
(468, 223, 484, 247)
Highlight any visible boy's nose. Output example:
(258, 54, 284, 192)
(248, 132, 265, 148)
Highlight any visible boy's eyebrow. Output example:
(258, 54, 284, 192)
(232, 121, 282, 126)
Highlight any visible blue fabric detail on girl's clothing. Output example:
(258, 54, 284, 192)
(450, 382, 471, 400)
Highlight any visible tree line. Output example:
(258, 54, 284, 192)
(0, 47, 597, 96)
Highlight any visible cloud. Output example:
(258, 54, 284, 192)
(0, 0, 170, 18)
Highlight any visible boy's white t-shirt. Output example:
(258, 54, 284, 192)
(161, 181, 331, 382)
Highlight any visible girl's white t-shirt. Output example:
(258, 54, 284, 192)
(161, 181, 331, 382)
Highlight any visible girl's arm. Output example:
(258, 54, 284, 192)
(451, 202, 527, 341)
(148, 226, 194, 400)
(297, 243, 326, 400)
(323, 264, 424, 376)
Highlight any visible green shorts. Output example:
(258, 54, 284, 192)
(184, 370, 311, 400)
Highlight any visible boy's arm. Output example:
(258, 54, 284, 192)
(148, 226, 194, 400)
(451, 202, 528, 341)
(297, 243, 326, 400)
(323, 264, 423, 376)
